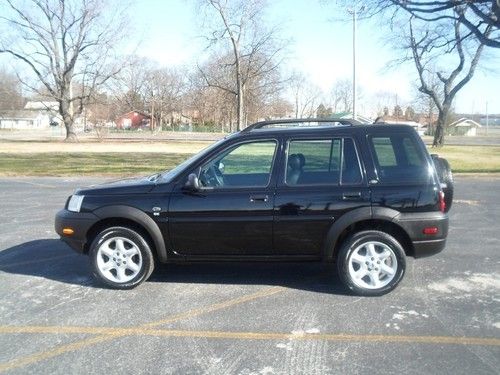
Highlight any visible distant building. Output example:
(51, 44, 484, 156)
(332, 112, 373, 124)
(374, 115, 426, 136)
(479, 116, 500, 126)
(0, 101, 61, 129)
(115, 111, 151, 129)
(448, 118, 482, 136)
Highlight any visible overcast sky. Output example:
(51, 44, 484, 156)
(126, 0, 500, 115)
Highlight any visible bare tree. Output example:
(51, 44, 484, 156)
(288, 73, 322, 118)
(407, 18, 488, 146)
(330, 79, 353, 114)
(0, 69, 25, 110)
(198, 0, 285, 130)
(374, 0, 499, 48)
(144, 67, 187, 130)
(0, 0, 129, 140)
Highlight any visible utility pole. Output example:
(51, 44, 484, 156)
(352, 5, 357, 121)
(486, 101, 489, 135)
(348, 2, 364, 121)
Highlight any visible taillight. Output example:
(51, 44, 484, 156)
(423, 227, 438, 235)
(438, 191, 446, 213)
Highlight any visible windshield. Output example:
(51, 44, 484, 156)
(159, 137, 230, 182)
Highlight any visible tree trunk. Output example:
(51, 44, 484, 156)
(433, 105, 450, 147)
(60, 98, 77, 142)
(236, 75, 244, 131)
(63, 118, 77, 141)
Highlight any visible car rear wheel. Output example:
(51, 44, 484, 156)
(337, 230, 406, 296)
(89, 226, 154, 289)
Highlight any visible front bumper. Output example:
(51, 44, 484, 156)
(394, 212, 449, 258)
(55, 209, 99, 253)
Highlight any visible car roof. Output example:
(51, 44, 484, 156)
(235, 118, 415, 138)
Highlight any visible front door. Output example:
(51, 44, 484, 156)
(168, 139, 278, 256)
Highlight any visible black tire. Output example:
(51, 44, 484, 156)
(431, 154, 454, 212)
(89, 226, 155, 289)
(337, 230, 406, 296)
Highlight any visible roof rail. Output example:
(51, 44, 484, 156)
(240, 118, 362, 132)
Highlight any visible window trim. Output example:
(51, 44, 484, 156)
(282, 136, 364, 187)
(196, 138, 279, 191)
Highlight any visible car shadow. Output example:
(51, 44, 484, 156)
(0, 239, 350, 295)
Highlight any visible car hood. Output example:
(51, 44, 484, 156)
(76, 175, 158, 195)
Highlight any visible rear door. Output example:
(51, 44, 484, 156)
(366, 130, 438, 212)
(273, 136, 370, 256)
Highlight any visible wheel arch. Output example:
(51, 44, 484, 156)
(85, 205, 168, 262)
(324, 207, 414, 260)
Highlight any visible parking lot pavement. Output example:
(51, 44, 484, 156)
(0, 176, 499, 374)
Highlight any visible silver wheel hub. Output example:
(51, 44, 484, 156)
(96, 236, 142, 283)
(348, 241, 398, 290)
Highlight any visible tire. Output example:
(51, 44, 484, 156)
(337, 230, 406, 296)
(431, 155, 454, 212)
(89, 226, 155, 289)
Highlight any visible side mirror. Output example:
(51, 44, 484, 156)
(184, 173, 200, 191)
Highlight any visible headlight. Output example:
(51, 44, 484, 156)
(67, 195, 84, 212)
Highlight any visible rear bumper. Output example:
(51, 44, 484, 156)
(394, 212, 449, 258)
(412, 238, 447, 258)
(55, 209, 99, 253)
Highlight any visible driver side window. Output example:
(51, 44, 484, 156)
(199, 140, 277, 188)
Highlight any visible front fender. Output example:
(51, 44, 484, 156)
(93, 205, 168, 262)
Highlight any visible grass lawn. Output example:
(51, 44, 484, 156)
(0, 144, 499, 176)
(429, 145, 500, 173)
(0, 153, 191, 176)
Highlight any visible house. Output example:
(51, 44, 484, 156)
(374, 115, 426, 136)
(448, 118, 482, 136)
(332, 112, 373, 124)
(115, 111, 151, 129)
(0, 100, 62, 129)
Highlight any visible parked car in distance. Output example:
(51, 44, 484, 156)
(55, 118, 453, 296)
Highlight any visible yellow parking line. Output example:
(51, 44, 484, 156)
(0, 335, 117, 373)
(0, 286, 286, 373)
(1, 325, 499, 347)
(141, 285, 285, 328)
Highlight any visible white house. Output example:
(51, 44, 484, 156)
(449, 118, 482, 136)
(0, 101, 61, 129)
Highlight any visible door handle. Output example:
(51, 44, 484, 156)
(342, 191, 362, 200)
(249, 194, 269, 203)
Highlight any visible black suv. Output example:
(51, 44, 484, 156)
(55, 119, 452, 296)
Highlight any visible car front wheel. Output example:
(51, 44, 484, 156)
(89, 226, 154, 289)
(337, 230, 406, 296)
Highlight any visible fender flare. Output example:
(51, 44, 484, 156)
(323, 206, 401, 260)
(93, 205, 168, 262)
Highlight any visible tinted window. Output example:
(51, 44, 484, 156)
(369, 134, 428, 183)
(342, 138, 362, 184)
(286, 138, 362, 185)
(199, 140, 276, 188)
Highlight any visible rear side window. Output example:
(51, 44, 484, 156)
(369, 134, 428, 184)
(286, 138, 362, 185)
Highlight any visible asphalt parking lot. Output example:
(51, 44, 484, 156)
(0, 176, 499, 374)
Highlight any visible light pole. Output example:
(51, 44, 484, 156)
(348, 2, 364, 121)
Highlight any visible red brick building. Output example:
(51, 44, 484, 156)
(115, 111, 151, 129)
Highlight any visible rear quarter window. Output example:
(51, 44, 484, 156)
(369, 134, 429, 184)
